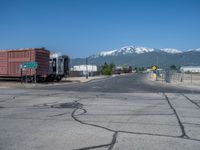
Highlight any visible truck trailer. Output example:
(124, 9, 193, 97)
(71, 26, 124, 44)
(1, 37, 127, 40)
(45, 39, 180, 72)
(0, 48, 49, 81)
(0, 48, 69, 82)
(47, 53, 70, 81)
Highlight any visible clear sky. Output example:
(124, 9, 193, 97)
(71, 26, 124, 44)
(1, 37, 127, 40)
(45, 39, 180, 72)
(0, 0, 200, 58)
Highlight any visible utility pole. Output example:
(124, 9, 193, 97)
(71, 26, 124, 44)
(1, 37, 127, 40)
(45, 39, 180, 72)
(86, 57, 88, 79)
(156, 56, 158, 81)
(156, 56, 158, 67)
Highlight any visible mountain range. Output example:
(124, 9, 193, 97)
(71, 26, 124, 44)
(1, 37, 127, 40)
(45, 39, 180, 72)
(71, 46, 200, 68)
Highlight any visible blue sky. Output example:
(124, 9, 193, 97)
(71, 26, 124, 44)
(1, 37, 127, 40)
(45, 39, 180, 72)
(0, 0, 200, 58)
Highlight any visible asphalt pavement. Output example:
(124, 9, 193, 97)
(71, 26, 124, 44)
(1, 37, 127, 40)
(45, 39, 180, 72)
(0, 73, 200, 150)
(36, 73, 200, 93)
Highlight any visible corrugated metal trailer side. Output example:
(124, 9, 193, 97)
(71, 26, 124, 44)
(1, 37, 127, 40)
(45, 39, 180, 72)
(0, 48, 49, 78)
(35, 49, 50, 77)
(0, 51, 8, 75)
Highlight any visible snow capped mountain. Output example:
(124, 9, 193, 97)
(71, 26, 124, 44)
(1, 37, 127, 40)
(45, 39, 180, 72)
(160, 48, 182, 54)
(98, 49, 118, 57)
(133, 46, 154, 54)
(72, 46, 200, 67)
(187, 48, 200, 52)
(91, 46, 183, 58)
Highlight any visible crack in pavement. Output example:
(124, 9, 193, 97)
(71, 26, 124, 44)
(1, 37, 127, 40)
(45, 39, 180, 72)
(83, 113, 174, 116)
(33, 101, 59, 108)
(74, 132, 118, 150)
(71, 95, 200, 150)
(182, 122, 200, 126)
(0, 91, 62, 103)
(83, 120, 179, 127)
(74, 108, 87, 116)
(71, 107, 117, 150)
(74, 142, 111, 150)
(116, 130, 200, 142)
(47, 112, 70, 117)
(71, 108, 115, 132)
(163, 93, 189, 138)
(12, 93, 198, 149)
(0, 96, 16, 103)
(181, 94, 200, 109)
(0, 116, 73, 121)
(2, 91, 200, 150)
(108, 132, 118, 150)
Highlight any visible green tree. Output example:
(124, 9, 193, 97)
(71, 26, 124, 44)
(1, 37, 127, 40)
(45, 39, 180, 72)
(170, 65, 177, 70)
(110, 62, 115, 70)
(102, 62, 115, 75)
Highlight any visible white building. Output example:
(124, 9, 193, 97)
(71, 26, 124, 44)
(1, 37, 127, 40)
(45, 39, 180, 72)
(115, 66, 123, 70)
(71, 65, 97, 72)
(71, 65, 98, 76)
(180, 66, 200, 73)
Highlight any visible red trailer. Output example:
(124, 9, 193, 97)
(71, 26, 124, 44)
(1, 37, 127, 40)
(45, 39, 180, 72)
(0, 48, 49, 81)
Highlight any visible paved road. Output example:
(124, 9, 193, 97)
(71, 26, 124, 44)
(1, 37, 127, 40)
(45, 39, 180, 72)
(38, 73, 200, 93)
(0, 73, 200, 150)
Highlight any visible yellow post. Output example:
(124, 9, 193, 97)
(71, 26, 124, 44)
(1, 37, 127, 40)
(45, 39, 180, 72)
(153, 73, 157, 80)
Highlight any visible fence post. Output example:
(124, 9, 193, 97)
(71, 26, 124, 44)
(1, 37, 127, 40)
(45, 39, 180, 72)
(181, 73, 183, 82)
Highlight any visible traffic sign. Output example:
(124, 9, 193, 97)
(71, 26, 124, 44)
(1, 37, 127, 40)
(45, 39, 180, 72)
(151, 65, 158, 70)
(22, 61, 38, 69)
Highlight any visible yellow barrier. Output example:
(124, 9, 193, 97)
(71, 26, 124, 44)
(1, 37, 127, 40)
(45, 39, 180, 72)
(153, 73, 157, 80)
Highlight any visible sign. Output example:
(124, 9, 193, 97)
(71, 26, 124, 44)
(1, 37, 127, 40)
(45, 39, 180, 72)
(151, 65, 158, 71)
(22, 61, 38, 69)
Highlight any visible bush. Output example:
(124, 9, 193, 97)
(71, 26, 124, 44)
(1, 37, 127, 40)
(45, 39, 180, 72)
(102, 62, 115, 75)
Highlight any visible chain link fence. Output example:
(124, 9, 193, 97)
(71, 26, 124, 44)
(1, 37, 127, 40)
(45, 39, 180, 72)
(156, 70, 200, 85)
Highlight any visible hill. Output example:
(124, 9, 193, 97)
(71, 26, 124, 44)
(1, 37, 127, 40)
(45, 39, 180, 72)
(71, 46, 200, 68)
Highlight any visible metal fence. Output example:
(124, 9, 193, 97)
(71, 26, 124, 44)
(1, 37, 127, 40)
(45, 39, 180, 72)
(157, 70, 200, 85)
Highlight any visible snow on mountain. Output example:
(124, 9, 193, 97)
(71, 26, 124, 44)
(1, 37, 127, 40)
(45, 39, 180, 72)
(187, 48, 200, 52)
(132, 46, 154, 54)
(160, 48, 182, 54)
(99, 49, 118, 56)
(91, 46, 184, 58)
(114, 46, 154, 54)
(92, 46, 156, 58)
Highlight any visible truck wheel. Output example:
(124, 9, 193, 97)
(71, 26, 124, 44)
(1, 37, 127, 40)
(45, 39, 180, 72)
(56, 76, 62, 82)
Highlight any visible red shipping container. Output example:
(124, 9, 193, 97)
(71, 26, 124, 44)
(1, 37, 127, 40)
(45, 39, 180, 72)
(0, 48, 50, 78)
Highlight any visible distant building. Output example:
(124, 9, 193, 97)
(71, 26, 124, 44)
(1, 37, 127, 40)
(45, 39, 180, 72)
(70, 65, 98, 77)
(113, 65, 132, 74)
(71, 65, 97, 72)
(180, 66, 200, 73)
(115, 66, 123, 70)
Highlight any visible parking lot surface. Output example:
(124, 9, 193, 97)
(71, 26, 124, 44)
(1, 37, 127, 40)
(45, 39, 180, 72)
(0, 74, 200, 150)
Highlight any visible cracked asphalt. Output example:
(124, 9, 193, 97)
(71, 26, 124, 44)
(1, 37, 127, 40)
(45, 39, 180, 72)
(0, 73, 200, 150)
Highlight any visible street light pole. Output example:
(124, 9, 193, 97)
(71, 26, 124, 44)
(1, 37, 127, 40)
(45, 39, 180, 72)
(156, 56, 158, 67)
